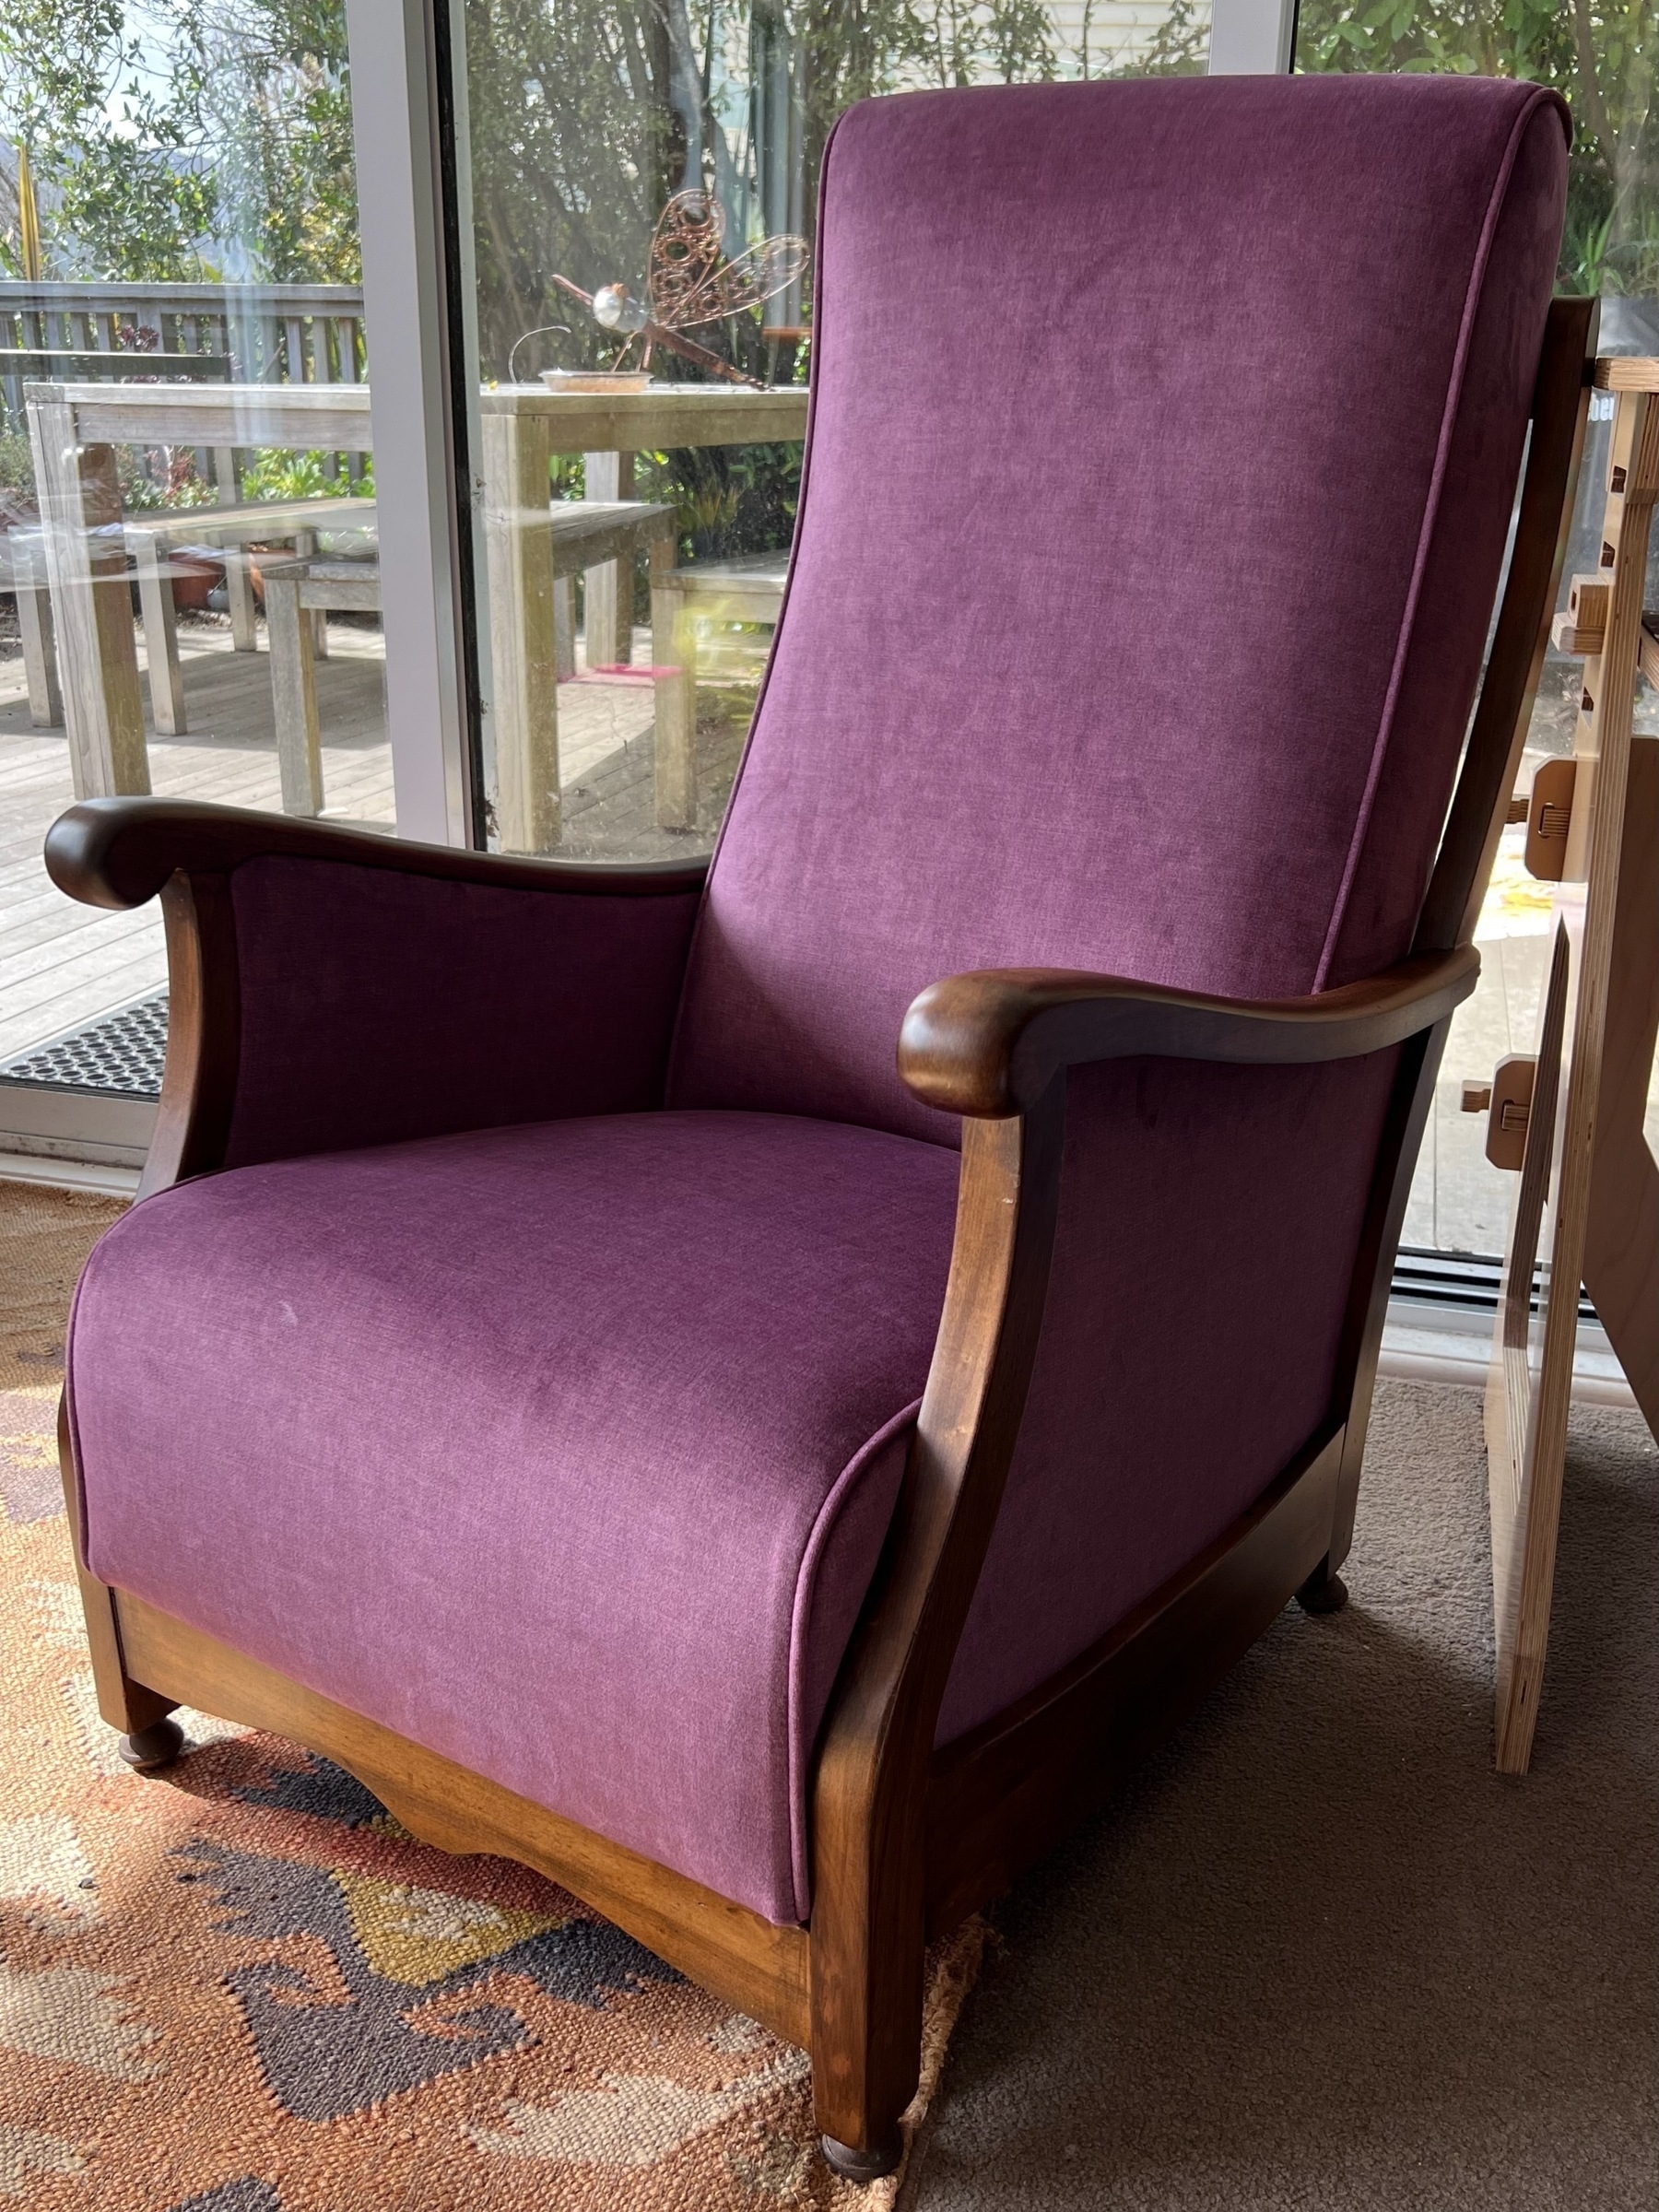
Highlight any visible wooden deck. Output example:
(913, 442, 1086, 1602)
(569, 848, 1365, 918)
(0, 611, 756, 1067)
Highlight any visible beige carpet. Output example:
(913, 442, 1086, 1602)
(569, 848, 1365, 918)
(912, 1380, 1657, 2210)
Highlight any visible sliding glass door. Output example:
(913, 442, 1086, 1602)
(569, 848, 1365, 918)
(1, 2, 385, 1170)
(453, 0, 1214, 860)
(1296, 5, 1659, 1275)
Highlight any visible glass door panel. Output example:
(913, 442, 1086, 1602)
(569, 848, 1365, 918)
(1295, 6, 1659, 1265)
(459, 0, 1213, 860)
(0, 2, 383, 1165)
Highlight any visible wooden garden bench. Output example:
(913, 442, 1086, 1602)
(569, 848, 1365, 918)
(125, 498, 379, 736)
(2, 499, 377, 736)
(264, 500, 677, 818)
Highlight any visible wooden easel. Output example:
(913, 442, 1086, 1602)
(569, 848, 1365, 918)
(1484, 356, 1659, 1776)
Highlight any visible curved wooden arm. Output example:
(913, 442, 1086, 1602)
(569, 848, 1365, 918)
(44, 797, 709, 912)
(899, 944, 1481, 1117)
(814, 946, 1477, 2136)
(41, 801, 710, 1194)
(810, 1092, 1065, 2145)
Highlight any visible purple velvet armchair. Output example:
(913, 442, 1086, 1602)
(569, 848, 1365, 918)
(50, 76, 1583, 2178)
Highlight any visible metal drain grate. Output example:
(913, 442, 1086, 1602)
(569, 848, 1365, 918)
(1392, 1243, 1597, 1325)
(0, 992, 169, 1100)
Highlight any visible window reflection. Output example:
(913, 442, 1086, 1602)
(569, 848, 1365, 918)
(464, 0, 1213, 861)
(1295, 3, 1659, 1263)
(0, 2, 383, 1097)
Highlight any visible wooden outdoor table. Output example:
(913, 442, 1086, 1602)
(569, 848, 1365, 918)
(262, 503, 679, 841)
(476, 383, 806, 846)
(26, 379, 808, 847)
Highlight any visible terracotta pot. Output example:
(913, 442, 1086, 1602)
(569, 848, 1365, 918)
(168, 555, 221, 611)
(244, 550, 281, 610)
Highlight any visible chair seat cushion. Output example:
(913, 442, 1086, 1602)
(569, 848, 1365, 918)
(67, 1112, 960, 1925)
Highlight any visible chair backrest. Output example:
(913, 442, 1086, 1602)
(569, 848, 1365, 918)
(670, 75, 1569, 1142)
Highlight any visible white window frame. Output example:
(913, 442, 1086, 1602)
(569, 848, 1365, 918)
(1207, 0, 1299, 74)
(342, 0, 479, 848)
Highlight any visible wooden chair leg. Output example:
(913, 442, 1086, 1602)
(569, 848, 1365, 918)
(15, 549, 63, 727)
(809, 1899, 923, 2177)
(132, 531, 188, 736)
(265, 575, 324, 817)
(1295, 1557, 1350, 1614)
(652, 580, 698, 832)
(808, 1788, 925, 2179)
(821, 2133, 907, 2183)
(57, 1397, 182, 1767)
(554, 575, 576, 681)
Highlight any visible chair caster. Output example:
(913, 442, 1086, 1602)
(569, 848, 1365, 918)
(1295, 1562, 1349, 1616)
(118, 1718, 185, 1771)
(820, 2132, 901, 2182)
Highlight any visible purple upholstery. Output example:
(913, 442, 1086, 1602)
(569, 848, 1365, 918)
(69, 1113, 959, 1925)
(63, 78, 1569, 1927)
(223, 857, 700, 1168)
(673, 75, 1568, 1132)
(665, 74, 1566, 1741)
(937, 1053, 1394, 1742)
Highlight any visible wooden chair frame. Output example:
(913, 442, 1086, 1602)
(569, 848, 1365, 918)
(47, 299, 1594, 2182)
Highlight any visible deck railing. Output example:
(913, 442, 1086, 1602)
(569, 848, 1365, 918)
(1, 280, 369, 500)
(1, 279, 367, 426)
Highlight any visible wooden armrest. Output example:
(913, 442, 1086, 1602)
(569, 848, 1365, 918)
(899, 945, 1481, 1117)
(45, 798, 709, 912)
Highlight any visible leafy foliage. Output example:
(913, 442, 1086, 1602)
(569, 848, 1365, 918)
(0, 426, 34, 492)
(464, 0, 1209, 387)
(1295, 0, 1659, 293)
(0, 0, 214, 276)
(115, 441, 216, 506)
(464, 0, 1215, 562)
(0, 0, 357, 281)
(196, 0, 359, 281)
(6, 0, 1655, 534)
(240, 444, 374, 500)
(1083, 0, 1209, 78)
(6, 3, 1655, 300)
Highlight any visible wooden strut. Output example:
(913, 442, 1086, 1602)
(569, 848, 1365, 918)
(1485, 352, 1659, 1775)
(49, 297, 1597, 2169)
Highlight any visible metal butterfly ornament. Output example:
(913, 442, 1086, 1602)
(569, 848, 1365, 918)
(551, 189, 807, 388)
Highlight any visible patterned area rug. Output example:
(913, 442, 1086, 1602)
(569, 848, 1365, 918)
(0, 1179, 982, 2209)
